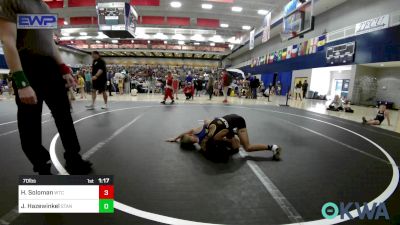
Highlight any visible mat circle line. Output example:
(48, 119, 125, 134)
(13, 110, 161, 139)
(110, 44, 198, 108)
(49, 104, 399, 225)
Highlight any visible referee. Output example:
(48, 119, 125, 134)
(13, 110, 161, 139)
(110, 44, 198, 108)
(0, 0, 92, 174)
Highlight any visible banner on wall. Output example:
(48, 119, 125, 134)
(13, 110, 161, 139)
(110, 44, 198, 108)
(282, 48, 287, 61)
(249, 29, 255, 50)
(291, 44, 298, 58)
(249, 34, 327, 68)
(355, 14, 389, 35)
(317, 35, 326, 51)
(261, 12, 272, 43)
(286, 46, 292, 60)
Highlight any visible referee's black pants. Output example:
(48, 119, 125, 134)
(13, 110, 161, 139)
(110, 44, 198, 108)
(14, 53, 82, 172)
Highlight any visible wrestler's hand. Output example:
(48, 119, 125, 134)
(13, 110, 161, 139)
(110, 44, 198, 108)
(92, 76, 98, 81)
(63, 74, 76, 88)
(166, 138, 177, 143)
(18, 87, 37, 105)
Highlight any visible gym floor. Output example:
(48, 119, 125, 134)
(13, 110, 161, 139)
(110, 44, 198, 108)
(0, 99, 399, 225)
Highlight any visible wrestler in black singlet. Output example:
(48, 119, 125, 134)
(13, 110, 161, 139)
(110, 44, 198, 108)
(201, 114, 246, 162)
(207, 114, 247, 138)
(375, 110, 385, 124)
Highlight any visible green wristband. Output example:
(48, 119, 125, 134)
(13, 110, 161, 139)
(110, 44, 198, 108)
(12, 71, 30, 89)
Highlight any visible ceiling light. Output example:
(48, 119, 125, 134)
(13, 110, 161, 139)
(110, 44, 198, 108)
(220, 23, 229, 28)
(242, 25, 251, 30)
(70, 41, 74, 44)
(194, 42, 200, 45)
(190, 34, 205, 42)
(96, 40, 101, 44)
(148, 40, 151, 44)
(202, 4, 213, 9)
(210, 42, 215, 46)
(77, 36, 91, 40)
(178, 40, 185, 45)
(112, 40, 118, 43)
(63, 21, 68, 25)
(131, 40, 134, 43)
(209, 35, 224, 43)
(170, 1, 182, 8)
(60, 37, 74, 41)
(61, 32, 70, 36)
(172, 33, 186, 40)
(380, 64, 385, 67)
(164, 41, 168, 44)
(136, 33, 150, 39)
(231, 6, 242, 12)
(154, 32, 168, 40)
(79, 32, 87, 36)
(229, 44, 234, 49)
(257, 10, 269, 15)
(228, 36, 242, 44)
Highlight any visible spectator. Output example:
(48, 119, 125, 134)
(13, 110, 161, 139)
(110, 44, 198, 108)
(221, 70, 232, 103)
(184, 82, 194, 100)
(295, 81, 302, 101)
(302, 80, 309, 99)
(250, 77, 260, 99)
(186, 74, 193, 84)
(148, 75, 156, 94)
(115, 72, 124, 95)
(276, 81, 282, 96)
(263, 87, 271, 102)
(77, 73, 86, 99)
(207, 75, 215, 100)
(172, 75, 180, 100)
(327, 95, 343, 111)
(106, 71, 114, 96)
(195, 78, 203, 97)
(84, 69, 92, 93)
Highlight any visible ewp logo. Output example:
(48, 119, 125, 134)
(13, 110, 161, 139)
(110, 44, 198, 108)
(17, 14, 58, 29)
(322, 202, 390, 220)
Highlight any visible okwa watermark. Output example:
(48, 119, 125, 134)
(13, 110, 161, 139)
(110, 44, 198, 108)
(321, 202, 390, 220)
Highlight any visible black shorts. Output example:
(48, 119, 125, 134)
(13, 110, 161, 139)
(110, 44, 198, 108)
(92, 80, 107, 93)
(223, 114, 247, 130)
(208, 114, 246, 139)
(374, 117, 384, 125)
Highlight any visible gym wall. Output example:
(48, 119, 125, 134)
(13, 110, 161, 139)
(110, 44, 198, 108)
(375, 67, 400, 109)
(229, 0, 400, 68)
(353, 65, 378, 107)
(59, 49, 92, 65)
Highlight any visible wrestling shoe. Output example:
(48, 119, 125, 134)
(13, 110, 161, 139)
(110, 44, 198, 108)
(65, 159, 93, 175)
(270, 145, 282, 161)
(101, 104, 109, 110)
(171, 100, 175, 104)
(362, 117, 367, 124)
(86, 105, 95, 110)
(35, 163, 53, 175)
(160, 101, 166, 104)
(223, 99, 228, 103)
